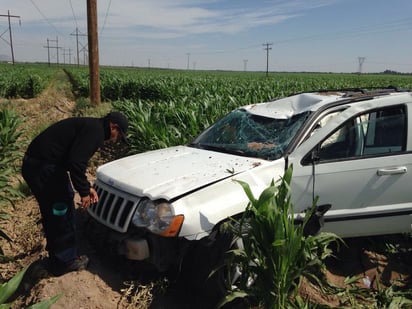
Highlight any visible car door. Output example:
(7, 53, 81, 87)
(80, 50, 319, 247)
(288, 102, 412, 238)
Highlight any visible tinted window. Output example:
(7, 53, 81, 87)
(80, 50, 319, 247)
(316, 105, 406, 161)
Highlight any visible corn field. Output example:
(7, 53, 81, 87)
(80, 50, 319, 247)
(2, 63, 412, 154)
(0, 63, 57, 99)
(1, 63, 412, 308)
(63, 66, 412, 154)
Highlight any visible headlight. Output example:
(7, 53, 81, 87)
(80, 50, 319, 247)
(131, 199, 184, 237)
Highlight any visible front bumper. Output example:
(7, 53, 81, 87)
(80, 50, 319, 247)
(87, 217, 190, 272)
(122, 238, 150, 260)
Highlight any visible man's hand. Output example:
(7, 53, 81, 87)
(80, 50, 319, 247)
(80, 187, 99, 210)
(81, 195, 91, 209)
(89, 187, 99, 204)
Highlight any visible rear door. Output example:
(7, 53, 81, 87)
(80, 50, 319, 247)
(289, 101, 412, 237)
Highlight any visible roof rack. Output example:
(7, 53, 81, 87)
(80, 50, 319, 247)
(272, 87, 410, 103)
(314, 86, 410, 95)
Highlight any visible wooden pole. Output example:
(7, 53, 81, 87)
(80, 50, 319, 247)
(87, 0, 101, 105)
(0, 11, 20, 64)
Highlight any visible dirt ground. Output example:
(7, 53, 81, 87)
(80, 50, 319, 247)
(0, 71, 411, 308)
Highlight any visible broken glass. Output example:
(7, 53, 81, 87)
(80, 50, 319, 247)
(190, 109, 310, 160)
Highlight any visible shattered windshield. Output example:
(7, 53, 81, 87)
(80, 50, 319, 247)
(190, 109, 311, 160)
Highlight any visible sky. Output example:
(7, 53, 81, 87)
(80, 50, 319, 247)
(1, 0, 411, 73)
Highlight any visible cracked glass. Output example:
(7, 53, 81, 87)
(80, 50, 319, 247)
(190, 109, 310, 160)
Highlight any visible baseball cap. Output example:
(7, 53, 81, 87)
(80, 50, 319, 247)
(108, 111, 129, 143)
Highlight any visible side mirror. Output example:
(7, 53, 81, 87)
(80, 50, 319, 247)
(302, 148, 320, 165)
(303, 204, 331, 237)
(311, 148, 320, 163)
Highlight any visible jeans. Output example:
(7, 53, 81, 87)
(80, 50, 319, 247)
(22, 155, 77, 265)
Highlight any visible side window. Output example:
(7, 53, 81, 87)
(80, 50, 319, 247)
(316, 105, 406, 161)
(363, 107, 406, 155)
(318, 118, 360, 160)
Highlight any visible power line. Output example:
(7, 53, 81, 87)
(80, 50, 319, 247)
(100, 0, 112, 34)
(43, 37, 62, 66)
(0, 10, 21, 64)
(262, 42, 272, 76)
(29, 0, 61, 35)
(71, 28, 87, 67)
(69, 0, 78, 29)
(63, 48, 72, 64)
(181, 17, 412, 58)
(272, 18, 412, 46)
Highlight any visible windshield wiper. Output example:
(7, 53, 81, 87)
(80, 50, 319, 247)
(189, 143, 246, 156)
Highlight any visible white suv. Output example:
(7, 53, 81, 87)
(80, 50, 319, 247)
(87, 88, 412, 272)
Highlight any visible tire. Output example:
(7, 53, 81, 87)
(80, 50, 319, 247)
(178, 225, 247, 308)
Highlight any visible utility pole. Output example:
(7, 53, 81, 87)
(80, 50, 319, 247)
(0, 10, 21, 64)
(44, 37, 61, 66)
(80, 45, 88, 65)
(243, 59, 248, 71)
(87, 0, 101, 105)
(63, 48, 72, 65)
(186, 53, 190, 70)
(45, 38, 50, 65)
(263, 43, 273, 76)
(358, 57, 366, 74)
(71, 27, 87, 67)
(55, 36, 60, 65)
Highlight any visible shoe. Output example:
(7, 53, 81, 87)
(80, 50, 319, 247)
(19, 258, 51, 292)
(26, 258, 50, 279)
(48, 255, 90, 276)
(66, 255, 90, 272)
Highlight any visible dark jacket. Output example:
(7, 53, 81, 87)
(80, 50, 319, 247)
(26, 117, 110, 197)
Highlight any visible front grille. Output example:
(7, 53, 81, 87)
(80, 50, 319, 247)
(88, 180, 141, 233)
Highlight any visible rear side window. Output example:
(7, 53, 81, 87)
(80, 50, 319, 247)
(316, 105, 406, 161)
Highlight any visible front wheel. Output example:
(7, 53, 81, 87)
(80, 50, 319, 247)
(177, 225, 248, 308)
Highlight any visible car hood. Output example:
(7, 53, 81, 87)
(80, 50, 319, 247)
(96, 145, 267, 200)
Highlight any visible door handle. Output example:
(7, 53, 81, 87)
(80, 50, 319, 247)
(377, 166, 407, 176)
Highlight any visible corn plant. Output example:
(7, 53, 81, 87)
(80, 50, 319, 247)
(373, 279, 412, 309)
(0, 109, 24, 259)
(220, 165, 339, 309)
(0, 64, 54, 99)
(0, 264, 61, 308)
(0, 109, 24, 206)
(326, 274, 412, 308)
(92, 68, 412, 155)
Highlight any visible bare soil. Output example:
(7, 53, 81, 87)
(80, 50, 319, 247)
(0, 71, 411, 308)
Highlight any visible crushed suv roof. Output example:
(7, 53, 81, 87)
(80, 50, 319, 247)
(244, 87, 410, 119)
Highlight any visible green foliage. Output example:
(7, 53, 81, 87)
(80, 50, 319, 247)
(25, 294, 62, 309)
(64, 67, 412, 154)
(0, 109, 24, 206)
(327, 274, 412, 308)
(0, 265, 62, 308)
(0, 63, 56, 99)
(373, 278, 412, 309)
(0, 265, 29, 306)
(0, 108, 23, 258)
(221, 165, 339, 309)
(0, 109, 21, 207)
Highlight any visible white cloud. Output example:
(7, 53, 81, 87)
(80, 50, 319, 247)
(7, 0, 410, 73)
(101, 0, 335, 37)
(2, 0, 338, 40)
